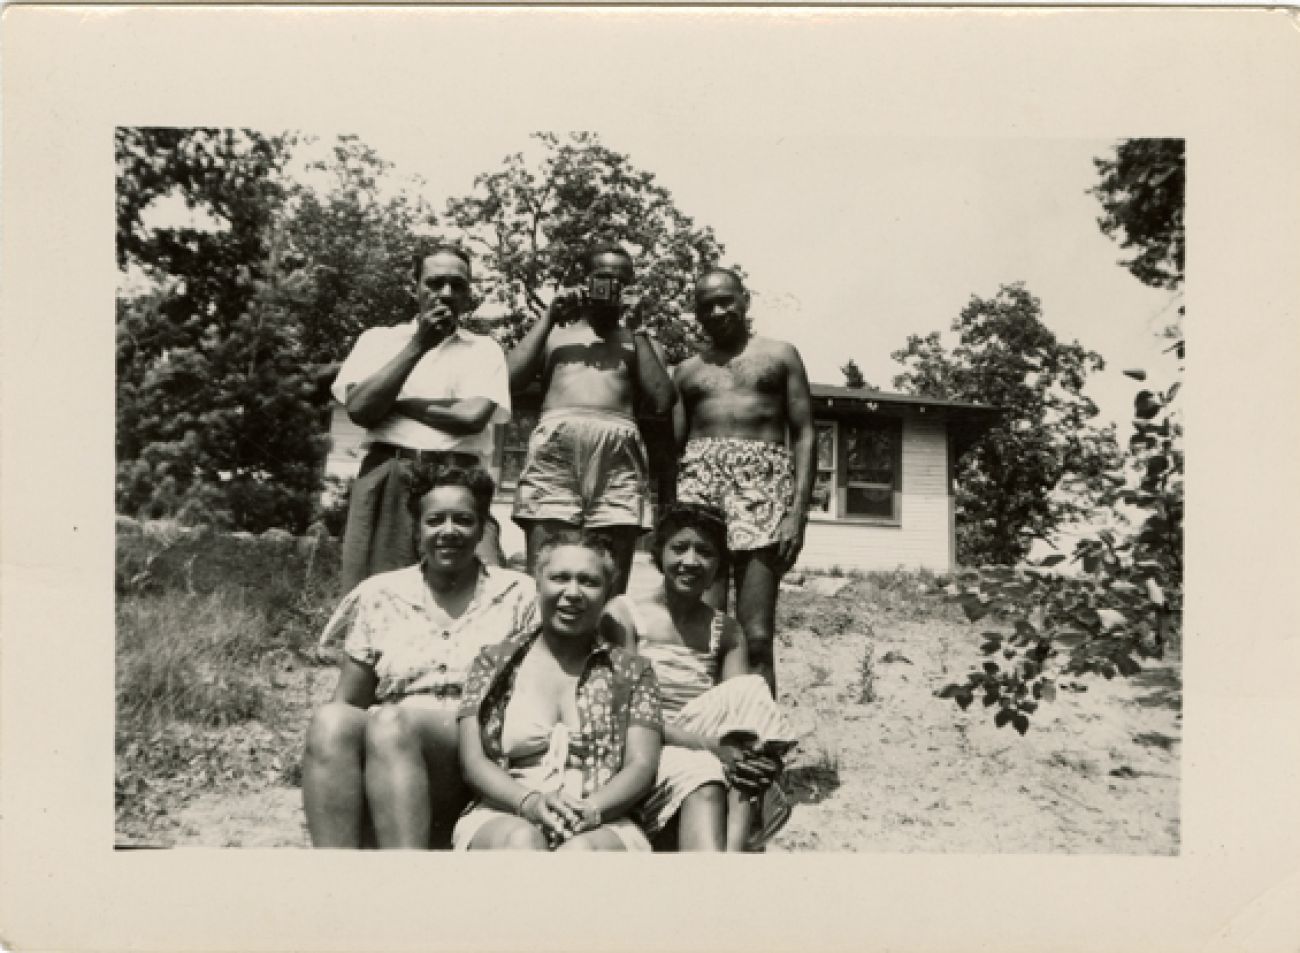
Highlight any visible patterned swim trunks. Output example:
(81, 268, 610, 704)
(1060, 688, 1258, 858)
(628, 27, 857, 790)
(676, 437, 794, 551)
(512, 408, 652, 530)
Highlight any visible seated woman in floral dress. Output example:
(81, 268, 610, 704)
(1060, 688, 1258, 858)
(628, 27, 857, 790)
(454, 531, 663, 851)
(302, 464, 538, 849)
(601, 503, 795, 851)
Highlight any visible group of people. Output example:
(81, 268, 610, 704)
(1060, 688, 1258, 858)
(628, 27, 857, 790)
(302, 240, 816, 850)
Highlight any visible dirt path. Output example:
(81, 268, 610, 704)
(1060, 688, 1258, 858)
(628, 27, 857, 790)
(131, 568, 1180, 853)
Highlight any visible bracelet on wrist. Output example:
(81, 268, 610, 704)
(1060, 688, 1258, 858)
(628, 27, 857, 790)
(516, 789, 541, 818)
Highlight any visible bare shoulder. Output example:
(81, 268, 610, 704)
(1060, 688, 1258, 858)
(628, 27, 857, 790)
(751, 335, 803, 365)
(674, 353, 704, 378)
(600, 596, 637, 648)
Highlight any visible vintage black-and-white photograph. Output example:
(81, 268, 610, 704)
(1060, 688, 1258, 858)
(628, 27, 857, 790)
(115, 124, 1183, 853)
(8, 5, 1300, 951)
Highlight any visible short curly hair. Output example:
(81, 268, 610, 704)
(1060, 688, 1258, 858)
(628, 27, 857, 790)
(405, 463, 496, 524)
(533, 528, 620, 594)
(649, 502, 729, 572)
(412, 242, 473, 283)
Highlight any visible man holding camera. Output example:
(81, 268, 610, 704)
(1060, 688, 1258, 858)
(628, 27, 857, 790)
(673, 267, 817, 697)
(332, 244, 510, 594)
(507, 242, 677, 592)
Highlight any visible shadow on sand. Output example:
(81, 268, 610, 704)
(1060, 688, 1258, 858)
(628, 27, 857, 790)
(784, 761, 842, 806)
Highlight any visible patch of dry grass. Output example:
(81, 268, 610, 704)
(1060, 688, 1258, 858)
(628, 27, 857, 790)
(116, 531, 339, 841)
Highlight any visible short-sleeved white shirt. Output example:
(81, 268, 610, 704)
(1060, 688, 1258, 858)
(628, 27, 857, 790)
(332, 321, 512, 456)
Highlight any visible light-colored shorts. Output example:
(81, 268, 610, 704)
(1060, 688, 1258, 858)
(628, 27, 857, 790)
(636, 674, 796, 835)
(512, 408, 652, 530)
(676, 438, 795, 551)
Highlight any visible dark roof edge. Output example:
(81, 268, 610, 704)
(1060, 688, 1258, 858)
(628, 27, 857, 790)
(811, 383, 998, 414)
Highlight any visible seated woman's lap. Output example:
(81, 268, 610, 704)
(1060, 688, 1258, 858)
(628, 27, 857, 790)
(462, 810, 641, 851)
(557, 827, 627, 851)
(467, 813, 548, 850)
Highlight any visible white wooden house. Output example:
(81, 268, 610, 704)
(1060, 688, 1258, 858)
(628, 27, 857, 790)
(324, 383, 997, 573)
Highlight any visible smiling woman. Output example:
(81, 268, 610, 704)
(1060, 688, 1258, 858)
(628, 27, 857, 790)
(301, 464, 538, 849)
(453, 532, 665, 851)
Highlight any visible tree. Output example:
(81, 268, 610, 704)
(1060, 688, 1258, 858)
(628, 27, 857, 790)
(116, 128, 330, 532)
(840, 358, 870, 389)
(937, 140, 1185, 733)
(442, 132, 736, 364)
(892, 283, 1121, 565)
(1090, 140, 1185, 294)
(280, 135, 440, 368)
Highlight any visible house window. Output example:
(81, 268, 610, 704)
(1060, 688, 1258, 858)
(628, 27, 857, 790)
(811, 416, 902, 521)
(497, 409, 538, 490)
(841, 420, 899, 519)
(812, 422, 836, 515)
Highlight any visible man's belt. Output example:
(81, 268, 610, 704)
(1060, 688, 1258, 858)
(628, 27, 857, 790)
(367, 443, 482, 469)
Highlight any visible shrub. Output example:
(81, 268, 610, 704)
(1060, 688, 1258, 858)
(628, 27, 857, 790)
(937, 375, 1182, 733)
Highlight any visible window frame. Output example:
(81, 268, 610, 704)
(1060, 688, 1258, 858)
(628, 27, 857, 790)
(492, 408, 539, 496)
(807, 414, 903, 526)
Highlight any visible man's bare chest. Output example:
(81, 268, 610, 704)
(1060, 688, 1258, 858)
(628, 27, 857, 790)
(686, 352, 786, 399)
(546, 328, 632, 374)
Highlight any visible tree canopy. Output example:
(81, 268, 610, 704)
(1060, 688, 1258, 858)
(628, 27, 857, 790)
(892, 283, 1120, 566)
(282, 136, 440, 368)
(116, 128, 331, 531)
(840, 358, 870, 389)
(116, 130, 439, 531)
(442, 131, 735, 364)
(1090, 139, 1185, 294)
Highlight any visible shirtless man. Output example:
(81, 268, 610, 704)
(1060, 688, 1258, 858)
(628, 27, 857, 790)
(673, 268, 816, 696)
(507, 242, 677, 592)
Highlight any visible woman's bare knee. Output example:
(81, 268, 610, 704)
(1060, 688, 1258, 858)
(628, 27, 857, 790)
(473, 817, 548, 851)
(683, 783, 727, 811)
(557, 828, 622, 851)
(364, 704, 418, 759)
(305, 703, 366, 764)
(504, 822, 549, 850)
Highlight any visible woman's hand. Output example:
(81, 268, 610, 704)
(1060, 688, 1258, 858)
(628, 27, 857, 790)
(523, 791, 586, 847)
(732, 751, 783, 797)
(710, 740, 750, 789)
(712, 737, 784, 798)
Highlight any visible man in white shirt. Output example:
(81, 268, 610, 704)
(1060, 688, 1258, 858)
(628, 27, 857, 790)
(332, 245, 511, 593)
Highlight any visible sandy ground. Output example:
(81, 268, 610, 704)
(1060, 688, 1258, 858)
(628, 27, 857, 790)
(123, 558, 1180, 853)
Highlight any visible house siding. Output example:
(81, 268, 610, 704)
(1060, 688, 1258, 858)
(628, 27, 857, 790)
(799, 413, 953, 573)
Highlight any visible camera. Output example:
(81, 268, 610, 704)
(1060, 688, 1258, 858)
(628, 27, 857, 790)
(587, 276, 623, 305)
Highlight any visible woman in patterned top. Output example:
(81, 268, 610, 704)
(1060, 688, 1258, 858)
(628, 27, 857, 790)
(302, 464, 538, 849)
(602, 503, 794, 851)
(454, 531, 664, 851)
